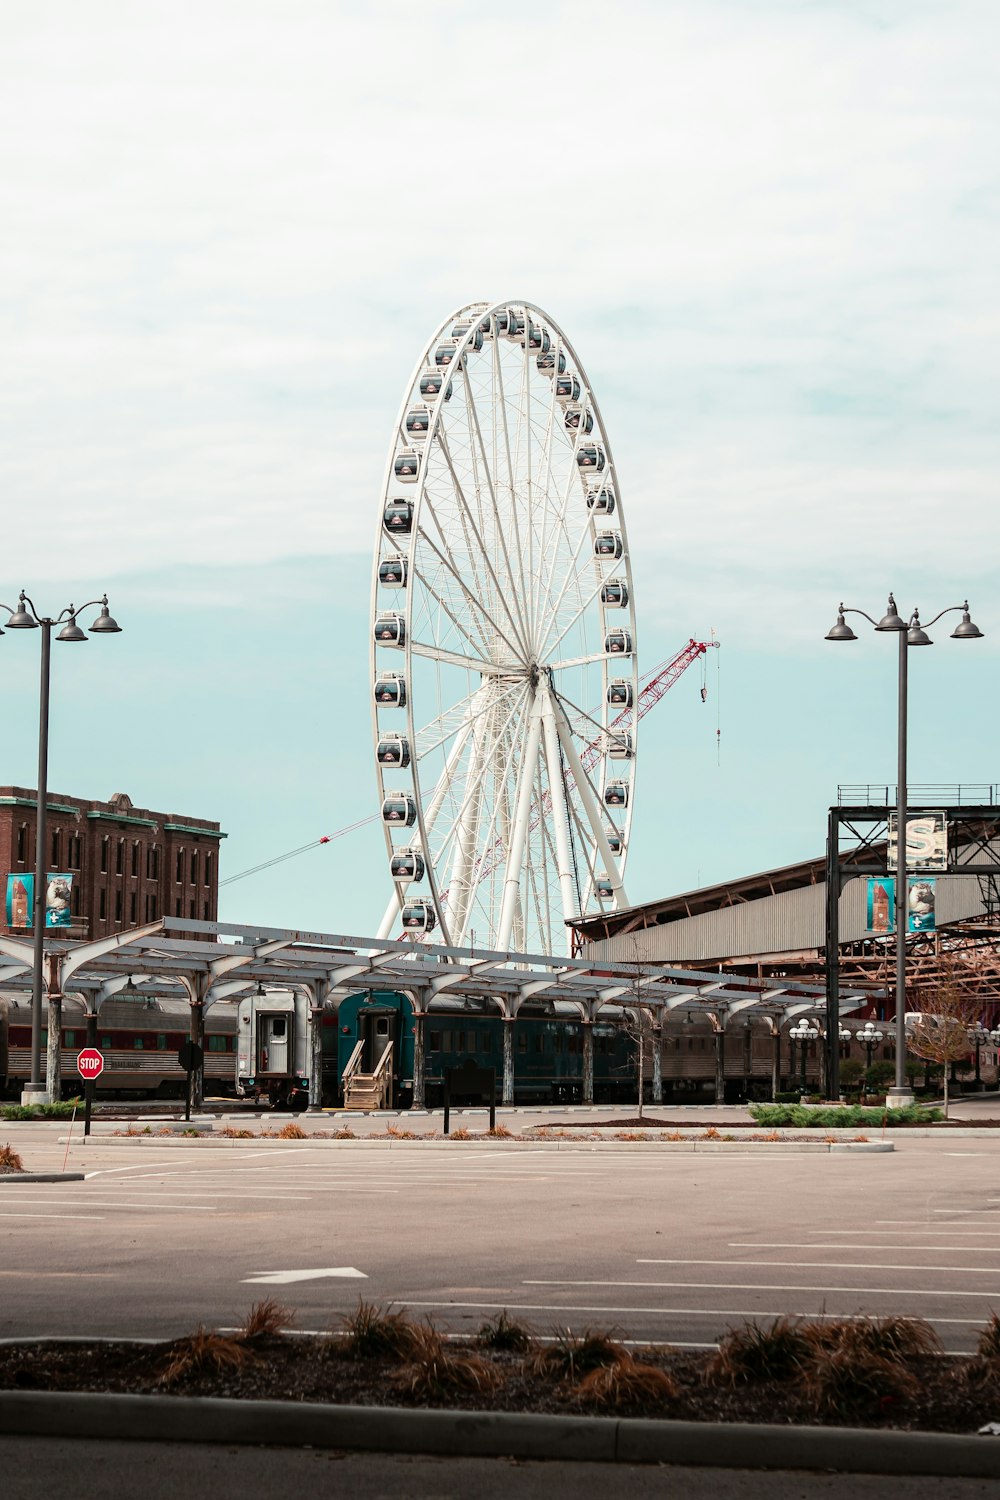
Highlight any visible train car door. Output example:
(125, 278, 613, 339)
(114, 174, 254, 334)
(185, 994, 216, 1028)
(361, 1008, 398, 1074)
(258, 1014, 289, 1075)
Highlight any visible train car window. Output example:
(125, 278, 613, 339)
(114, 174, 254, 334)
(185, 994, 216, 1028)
(157, 1035, 167, 1050)
(533, 1034, 544, 1054)
(101, 1036, 112, 1048)
(272, 1018, 286, 1038)
(64, 1030, 75, 1046)
(208, 1035, 227, 1052)
(518, 1034, 527, 1054)
(133, 1037, 144, 1048)
(429, 1031, 442, 1051)
(479, 1034, 492, 1053)
(376, 1017, 389, 1036)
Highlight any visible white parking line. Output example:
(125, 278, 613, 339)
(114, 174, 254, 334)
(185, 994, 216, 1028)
(398, 1299, 993, 1326)
(0, 1213, 105, 1221)
(0, 1197, 217, 1211)
(636, 1257, 1000, 1274)
(525, 1280, 1000, 1298)
(729, 1242, 1000, 1254)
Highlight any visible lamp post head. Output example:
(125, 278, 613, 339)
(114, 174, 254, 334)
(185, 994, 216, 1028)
(88, 597, 122, 634)
(825, 606, 857, 642)
(951, 602, 984, 640)
(6, 593, 38, 629)
(56, 612, 88, 643)
(876, 593, 908, 632)
(907, 611, 933, 647)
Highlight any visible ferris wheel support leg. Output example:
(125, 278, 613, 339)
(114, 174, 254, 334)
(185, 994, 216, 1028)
(539, 682, 580, 936)
(496, 694, 544, 951)
(551, 691, 630, 910)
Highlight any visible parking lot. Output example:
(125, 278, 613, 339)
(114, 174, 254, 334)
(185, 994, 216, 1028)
(3, 1124, 1000, 1352)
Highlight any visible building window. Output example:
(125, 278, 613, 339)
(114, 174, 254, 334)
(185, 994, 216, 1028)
(190, 851, 199, 886)
(131, 842, 139, 877)
(115, 891, 123, 923)
(146, 894, 158, 922)
(100, 837, 109, 874)
(204, 852, 213, 886)
(115, 840, 124, 876)
(72, 881, 82, 916)
(146, 845, 159, 880)
(67, 834, 81, 869)
(17, 825, 27, 863)
(175, 898, 181, 917)
(99, 889, 107, 920)
(129, 893, 137, 924)
(203, 902, 210, 920)
(189, 901, 196, 919)
(51, 829, 60, 866)
(176, 849, 184, 883)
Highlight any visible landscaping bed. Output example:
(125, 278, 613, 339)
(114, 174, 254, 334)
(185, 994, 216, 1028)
(3, 1305, 1000, 1435)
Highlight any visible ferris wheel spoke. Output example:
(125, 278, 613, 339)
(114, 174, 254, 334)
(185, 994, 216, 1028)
(536, 529, 604, 664)
(410, 641, 510, 675)
(417, 499, 527, 663)
(460, 357, 532, 653)
(427, 683, 530, 875)
(490, 333, 533, 643)
(548, 649, 608, 673)
(452, 693, 532, 946)
(531, 357, 562, 642)
(540, 683, 582, 927)
(551, 692, 628, 909)
(415, 678, 522, 760)
(434, 428, 532, 658)
(549, 684, 610, 752)
(411, 559, 500, 663)
(535, 439, 588, 644)
(495, 692, 544, 950)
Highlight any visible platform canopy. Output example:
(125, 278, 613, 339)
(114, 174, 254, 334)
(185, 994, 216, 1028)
(0, 917, 872, 1027)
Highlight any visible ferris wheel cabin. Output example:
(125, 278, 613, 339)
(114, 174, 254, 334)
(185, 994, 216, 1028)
(376, 733, 410, 768)
(604, 628, 633, 656)
(401, 900, 436, 933)
(587, 486, 616, 514)
(394, 450, 421, 483)
(374, 673, 406, 707)
(555, 374, 581, 402)
(404, 407, 431, 440)
(607, 679, 633, 707)
(576, 444, 606, 472)
(600, 578, 629, 607)
(379, 555, 408, 588)
(381, 792, 417, 827)
(608, 731, 634, 760)
(565, 407, 594, 433)
(419, 369, 452, 402)
(594, 531, 623, 561)
(391, 848, 425, 882)
(605, 780, 630, 808)
(537, 348, 567, 375)
(374, 612, 406, 648)
(382, 499, 413, 535)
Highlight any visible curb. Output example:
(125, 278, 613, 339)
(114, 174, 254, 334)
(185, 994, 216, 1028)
(47, 1135, 894, 1153)
(0, 1392, 996, 1476)
(0, 1172, 85, 1183)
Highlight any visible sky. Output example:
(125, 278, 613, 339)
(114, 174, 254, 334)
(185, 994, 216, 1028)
(1, 0, 998, 941)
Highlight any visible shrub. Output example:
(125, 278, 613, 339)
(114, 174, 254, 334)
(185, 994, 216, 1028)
(220, 1127, 255, 1139)
(487, 1123, 514, 1138)
(392, 1328, 502, 1398)
(747, 1103, 942, 1129)
(529, 1329, 625, 1381)
(333, 1127, 356, 1139)
(803, 1344, 917, 1418)
(0, 1143, 25, 1173)
(276, 1123, 307, 1140)
(159, 1328, 256, 1386)
(385, 1125, 417, 1138)
(615, 1131, 648, 1141)
(339, 1301, 425, 1361)
(832, 1316, 941, 1363)
(241, 1299, 293, 1342)
(447, 1128, 472, 1140)
(475, 1310, 534, 1352)
(707, 1318, 815, 1386)
(573, 1355, 679, 1408)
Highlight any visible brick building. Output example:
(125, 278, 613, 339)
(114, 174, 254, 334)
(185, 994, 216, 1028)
(0, 787, 225, 941)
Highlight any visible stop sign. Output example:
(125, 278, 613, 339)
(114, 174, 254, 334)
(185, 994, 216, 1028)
(77, 1048, 105, 1080)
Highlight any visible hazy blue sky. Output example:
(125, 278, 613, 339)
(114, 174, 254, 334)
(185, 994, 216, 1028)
(2, 0, 997, 938)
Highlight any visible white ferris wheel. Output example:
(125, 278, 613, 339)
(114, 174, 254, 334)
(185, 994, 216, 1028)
(371, 300, 637, 956)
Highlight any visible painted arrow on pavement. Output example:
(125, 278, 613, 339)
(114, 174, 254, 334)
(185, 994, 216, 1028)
(242, 1267, 368, 1285)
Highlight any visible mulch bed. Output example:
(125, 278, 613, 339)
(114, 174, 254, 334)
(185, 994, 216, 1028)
(528, 1117, 1000, 1130)
(2, 1336, 999, 1434)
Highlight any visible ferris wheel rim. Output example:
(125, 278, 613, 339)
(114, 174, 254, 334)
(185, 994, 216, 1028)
(371, 300, 638, 952)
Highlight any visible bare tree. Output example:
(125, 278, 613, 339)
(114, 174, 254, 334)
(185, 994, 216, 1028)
(905, 967, 982, 1119)
(619, 1001, 657, 1121)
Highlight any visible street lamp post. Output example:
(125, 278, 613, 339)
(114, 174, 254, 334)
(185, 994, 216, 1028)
(789, 1020, 819, 1093)
(1, 591, 122, 1103)
(825, 595, 983, 1106)
(967, 1024, 1000, 1091)
(858, 1019, 884, 1083)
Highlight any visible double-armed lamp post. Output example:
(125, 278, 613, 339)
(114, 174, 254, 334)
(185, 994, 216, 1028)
(1, 592, 122, 1103)
(825, 595, 983, 1105)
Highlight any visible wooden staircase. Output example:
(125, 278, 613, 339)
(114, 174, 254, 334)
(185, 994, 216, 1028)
(342, 1039, 394, 1110)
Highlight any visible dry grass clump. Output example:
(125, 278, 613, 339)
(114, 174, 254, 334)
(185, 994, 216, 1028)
(220, 1127, 255, 1138)
(475, 1309, 534, 1353)
(0, 1143, 25, 1173)
(339, 1301, 426, 1361)
(573, 1354, 679, 1409)
(702, 1127, 722, 1140)
(708, 1318, 816, 1387)
(664, 1130, 686, 1141)
(615, 1131, 648, 1141)
(392, 1326, 503, 1399)
(487, 1123, 514, 1138)
(241, 1299, 293, 1342)
(159, 1328, 257, 1386)
(965, 1313, 1000, 1385)
(385, 1124, 416, 1138)
(275, 1123, 307, 1140)
(447, 1127, 472, 1140)
(833, 1316, 941, 1363)
(751, 1131, 782, 1142)
(803, 1344, 918, 1418)
(528, 1328, 625, 1381)
(333, 1126, 356, 1139)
